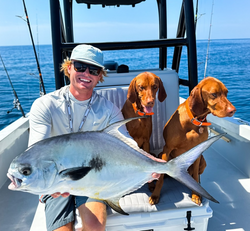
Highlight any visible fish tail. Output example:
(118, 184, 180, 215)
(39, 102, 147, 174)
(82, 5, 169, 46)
(164, 134, 223, 203)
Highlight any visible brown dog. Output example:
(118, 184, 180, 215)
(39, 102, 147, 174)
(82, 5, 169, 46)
(149, 77, 236, 205)
(121, 72, 167, 154)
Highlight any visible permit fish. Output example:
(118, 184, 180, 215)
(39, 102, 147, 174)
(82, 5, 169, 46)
(7, 117, 221, 215)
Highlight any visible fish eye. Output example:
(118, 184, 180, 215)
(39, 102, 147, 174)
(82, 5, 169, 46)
(19, 166, 32, 176)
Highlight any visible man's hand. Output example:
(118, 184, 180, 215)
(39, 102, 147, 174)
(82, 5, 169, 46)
(148, 172, 161, 183)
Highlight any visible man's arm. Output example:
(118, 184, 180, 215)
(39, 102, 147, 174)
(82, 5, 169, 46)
(28, 98, 52, 146)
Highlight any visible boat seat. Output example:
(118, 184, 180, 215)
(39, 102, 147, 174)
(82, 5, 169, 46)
(95, 68, 180, 153)
(96, 86, 166, 152)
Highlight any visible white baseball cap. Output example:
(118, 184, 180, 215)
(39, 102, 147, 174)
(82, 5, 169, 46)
(70, 44, 104, 69)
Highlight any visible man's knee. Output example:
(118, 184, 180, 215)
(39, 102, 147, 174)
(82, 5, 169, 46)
(82, 218, 106, 231)
(78, 202, 107, 231)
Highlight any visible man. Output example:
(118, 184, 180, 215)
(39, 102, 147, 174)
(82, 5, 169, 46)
(29, 44, 130, 231)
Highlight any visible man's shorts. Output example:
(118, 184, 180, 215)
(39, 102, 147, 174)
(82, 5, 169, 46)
(40, 195, 106, 231)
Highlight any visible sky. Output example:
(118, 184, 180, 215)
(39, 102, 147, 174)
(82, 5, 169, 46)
(0, 0, 249, 46)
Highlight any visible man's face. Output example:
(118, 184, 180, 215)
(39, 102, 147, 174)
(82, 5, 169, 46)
(68, 60, 101, 91)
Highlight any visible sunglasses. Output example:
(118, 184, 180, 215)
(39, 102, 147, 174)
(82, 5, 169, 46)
(72, 61, 102, 76)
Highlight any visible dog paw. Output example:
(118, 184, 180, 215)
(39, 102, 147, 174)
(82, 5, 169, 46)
(149, 194, 160, 205)
(148, 182, 155, 192)
(191, 194, 201, 205)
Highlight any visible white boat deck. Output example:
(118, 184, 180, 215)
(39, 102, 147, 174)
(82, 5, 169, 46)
(1, 139, 250, 231)
(202, 138, 250, 231)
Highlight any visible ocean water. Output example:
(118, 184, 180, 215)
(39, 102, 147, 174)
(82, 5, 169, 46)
(0, 39, 249, 131)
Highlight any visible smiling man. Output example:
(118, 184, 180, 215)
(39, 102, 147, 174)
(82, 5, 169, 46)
(28, 44, 128, 231)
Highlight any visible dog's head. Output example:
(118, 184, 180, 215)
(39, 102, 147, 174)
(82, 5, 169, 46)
(127, 72, 167, 113)
(189, 77, 236, 117)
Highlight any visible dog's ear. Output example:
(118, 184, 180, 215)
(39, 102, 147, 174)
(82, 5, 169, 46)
(127, 78, 137, 103)
(189, 86, 205, 115)
(157, 77, 167, 102)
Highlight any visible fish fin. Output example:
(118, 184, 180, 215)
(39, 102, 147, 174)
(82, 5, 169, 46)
(102, 116, 149, 134)
(166, 134, 224, 203)
(103, 117, 159, 160)
(59, 166, 92, 181)
(104, 198, 129, 216)
(173, 169, 219, 203)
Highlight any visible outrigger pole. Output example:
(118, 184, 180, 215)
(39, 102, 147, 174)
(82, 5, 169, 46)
(20, 0, 46, 95)
(194, 0, 199, 30)
(0, 54, 25, 117)
(204, 0, 214, 78)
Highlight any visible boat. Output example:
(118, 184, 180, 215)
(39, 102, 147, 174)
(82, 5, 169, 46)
(1, 0, 250, 230)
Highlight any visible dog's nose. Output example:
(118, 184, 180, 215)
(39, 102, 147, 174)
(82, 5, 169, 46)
(227, 105, 236, 117)
(146, 99, 154, 107)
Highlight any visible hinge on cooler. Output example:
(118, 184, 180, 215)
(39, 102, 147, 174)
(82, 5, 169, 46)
(184, 211, 195, 230)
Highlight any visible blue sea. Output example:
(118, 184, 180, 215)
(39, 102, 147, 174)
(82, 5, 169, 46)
(0, 39, 250, 131)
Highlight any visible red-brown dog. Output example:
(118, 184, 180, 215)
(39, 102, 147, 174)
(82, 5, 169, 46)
(149, 77, 236, 205)
(121, 72, 167, 154)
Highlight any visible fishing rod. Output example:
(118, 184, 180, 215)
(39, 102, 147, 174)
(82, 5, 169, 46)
(19, 0, 46, 96)
(0, 54, 25, 117)
(194, 0, 199, 30)
(194, 0, 205, 69)
(204, 0, 214, 78)
(194, 0, 205, 31)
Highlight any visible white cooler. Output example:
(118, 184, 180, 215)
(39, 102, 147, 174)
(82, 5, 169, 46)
(104, 177, 213, 231)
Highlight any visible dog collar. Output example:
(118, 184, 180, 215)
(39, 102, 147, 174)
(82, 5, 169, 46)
(185, 100, 211, 127)
(132, 104, 154, 116)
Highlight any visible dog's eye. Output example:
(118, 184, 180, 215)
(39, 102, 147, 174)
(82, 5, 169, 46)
(211, 93, 217, 98)
(139, 86, 144, 91)
(153, 85, 157, 89)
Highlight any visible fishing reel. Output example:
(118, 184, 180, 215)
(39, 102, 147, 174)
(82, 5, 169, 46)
(7, 99, 22, 114)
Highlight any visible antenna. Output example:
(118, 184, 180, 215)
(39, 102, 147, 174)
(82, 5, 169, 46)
(204, 0, 214, 78)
